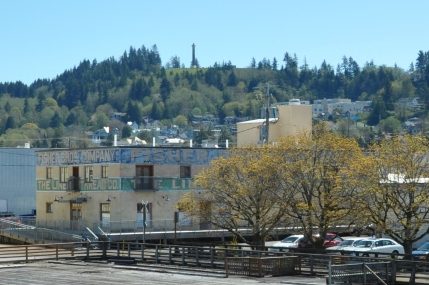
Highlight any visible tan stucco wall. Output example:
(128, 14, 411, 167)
(236, 121, 263, 146)
(236, 105, 312, 146)
(35, 147, 226, 225)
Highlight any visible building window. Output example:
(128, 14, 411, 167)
(60, 167, 68, 183)
(136, 165, 154, 190)
(46, 202, 53, 213)
(46, 167, 53, 179)
(137, 202, 152, 227)
(101, 166, 109, 178)
(180, 165, 191, 178)
(84, 166, 93, 183)
(100, 203, 110, 227)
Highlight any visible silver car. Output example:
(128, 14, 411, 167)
(341, 238, 404, 257)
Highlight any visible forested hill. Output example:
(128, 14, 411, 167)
(0, 44, 429, 148)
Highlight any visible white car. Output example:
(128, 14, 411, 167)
(341, 238, 404, 256)
(326, 238, 362, 253)
(269, 235, 311, 252)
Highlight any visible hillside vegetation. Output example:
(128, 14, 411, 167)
(1, 44, 429, 148)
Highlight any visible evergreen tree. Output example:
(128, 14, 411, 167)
(51, 128, 64, 148)
(4, 102, 11, 113)
(150, 101, 163, 120)
(227, 71, 238, 86)
(272, 57, 278, 70)
(65, 112, 77, 126)
(194, 128, 209, 144)
(367, 97, 387, 126)
(126, 102, 142, 125)
(163, 103, 173, 119)
(148, 76, 155, 87)
(122, 124, 132, 138)
(160, 77, 172, 101)
(23, 98, 30, 114)
(218, 126, 234, 147)
(4, 116, 15, 130)
(50, 112, 62, 128)
(190, 79, 199, 91)
(250, 57, 256, 68)
(36, 93, 45, 112)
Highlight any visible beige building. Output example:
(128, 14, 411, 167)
(236, 103, 312, 146)
(36, 147, 228, 233)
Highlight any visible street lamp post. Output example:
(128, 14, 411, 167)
(142, 200, 148, 244)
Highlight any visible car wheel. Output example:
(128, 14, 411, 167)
(391, 250, 399, 258)
(361, 253, 369, 257)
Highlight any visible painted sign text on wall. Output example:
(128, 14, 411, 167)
(37, 178, 120, 191)
(37, 148, 226, 166)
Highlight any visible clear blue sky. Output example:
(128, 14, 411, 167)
(1, 0, 429, 85)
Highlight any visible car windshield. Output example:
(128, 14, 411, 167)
(417, 243, 429, 251)
(355, 240, 374, 248)
(282, 236, 299, 243)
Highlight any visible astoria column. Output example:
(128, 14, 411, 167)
(192, 43, 196, 67)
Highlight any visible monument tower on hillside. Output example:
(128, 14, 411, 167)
(192, 43, 196, 68)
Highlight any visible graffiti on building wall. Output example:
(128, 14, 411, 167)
(36, 148, 226, 166)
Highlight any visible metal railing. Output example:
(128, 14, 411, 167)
(327, 261, 390, 285)
(0, 218, 97, 243)
(0, 241, 428, 284)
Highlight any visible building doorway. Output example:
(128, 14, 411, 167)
(136, 165, 154, 190)
(70, 202, 82, 230)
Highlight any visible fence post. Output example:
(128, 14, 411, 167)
(391, 260, 397, 283)
(362, 262, 366, 284)
(141, 243, 145, 262)
(225, 257, 229, 278)
(56, 244, 59, 260)
(127, 243, 131, 257)
(169, 246, 172, 265)
(155, 244, 158, 264)
(102, 242, 107, 259)
(25, 246, 28, 263)
(182, 246, 185, 265)
(86, 243, 90, 260)
(328, 260, 332, 285)
(196, 246, 199, 267)
(310, 255, 314, 276)
(210, 247, 214, 268)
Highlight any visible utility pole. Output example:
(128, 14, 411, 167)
(255, 82, 276, 144)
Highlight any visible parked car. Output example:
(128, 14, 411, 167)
(412, 242, 429, 259)
(269, 235, 313, 252)
(0, 216, 21, 229)
(326, 238, 362, 253)
(270, 233, 342, 252)
(341, 238, 404, 256)
(323, 233, 344, 248)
